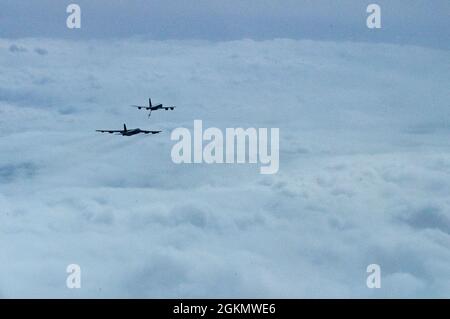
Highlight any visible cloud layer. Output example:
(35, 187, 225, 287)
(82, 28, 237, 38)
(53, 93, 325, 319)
(0, 38, 449, 297)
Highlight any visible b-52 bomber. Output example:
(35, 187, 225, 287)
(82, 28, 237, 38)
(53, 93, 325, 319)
(131, 98, 176, 117)
(96, 124, 161, 136)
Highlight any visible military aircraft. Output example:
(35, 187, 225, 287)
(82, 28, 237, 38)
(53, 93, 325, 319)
(131, 98, 176, 117)
(96, 124, 161, 136)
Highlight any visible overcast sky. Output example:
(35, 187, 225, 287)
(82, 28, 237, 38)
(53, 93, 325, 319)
(0, 2, 450, 298)
(0, 0, 449, 48)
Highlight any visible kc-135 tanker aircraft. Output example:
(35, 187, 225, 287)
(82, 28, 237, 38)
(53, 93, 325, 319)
(131, 98, 176, 118)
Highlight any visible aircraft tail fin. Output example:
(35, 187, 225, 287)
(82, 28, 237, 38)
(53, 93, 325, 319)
(149, 98, 152, 107)
(123, 124, 127, 131)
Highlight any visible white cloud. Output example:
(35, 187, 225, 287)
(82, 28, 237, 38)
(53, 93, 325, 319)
(0, 38, 449, 297)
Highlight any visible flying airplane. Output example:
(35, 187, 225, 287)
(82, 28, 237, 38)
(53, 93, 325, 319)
(96, 124, 161, 136)
(131, 98, 176, 117)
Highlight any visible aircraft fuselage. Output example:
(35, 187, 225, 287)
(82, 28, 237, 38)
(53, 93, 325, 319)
(152, 104, 174, 111)
(122, 129, 142, 136)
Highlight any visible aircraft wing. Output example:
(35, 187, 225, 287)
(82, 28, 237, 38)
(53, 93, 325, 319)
(141, 130, 162, 134)
(130, 105, 151, 110)
(96, 130, 122, 133)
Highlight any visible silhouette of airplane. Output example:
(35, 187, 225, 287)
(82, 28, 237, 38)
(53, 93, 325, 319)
(96, 124, 161, 136)
(131, 98, 176, 117)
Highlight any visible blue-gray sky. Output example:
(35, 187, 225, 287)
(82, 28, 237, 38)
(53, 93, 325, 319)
(0, 0, 449, 48)
(0, 1, 450, 298)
